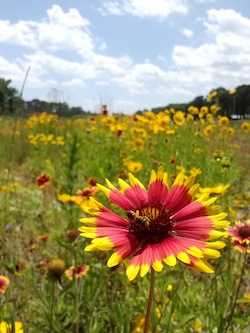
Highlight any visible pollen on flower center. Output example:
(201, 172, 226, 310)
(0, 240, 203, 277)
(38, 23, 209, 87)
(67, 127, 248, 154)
(127, 203, 174, 244)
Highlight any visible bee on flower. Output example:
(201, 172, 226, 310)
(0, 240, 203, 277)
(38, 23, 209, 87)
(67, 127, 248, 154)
(79, 166, 229, 281)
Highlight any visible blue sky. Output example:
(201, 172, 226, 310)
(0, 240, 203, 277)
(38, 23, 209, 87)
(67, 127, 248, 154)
(0, 0, 250, 114)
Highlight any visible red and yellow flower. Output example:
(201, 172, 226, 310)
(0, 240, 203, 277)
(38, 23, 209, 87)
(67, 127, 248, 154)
(228, 220, 250, 253)
(79, 167, 229, 280)
(65, 265, 89, 280)
(36, 174, 50, 188)
(0, 275, 10, 293)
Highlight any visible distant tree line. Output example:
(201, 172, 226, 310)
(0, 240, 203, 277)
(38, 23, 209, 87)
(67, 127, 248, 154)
(0, 77, 250, 118)
(0, 78, 90, 117)
(151, 85, 250, 119)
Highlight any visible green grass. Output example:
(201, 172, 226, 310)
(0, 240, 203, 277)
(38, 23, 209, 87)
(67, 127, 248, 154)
(0, 112, 249, 333)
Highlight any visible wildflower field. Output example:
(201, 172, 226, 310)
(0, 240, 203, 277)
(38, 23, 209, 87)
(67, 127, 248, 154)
(0, 108, 249, 333)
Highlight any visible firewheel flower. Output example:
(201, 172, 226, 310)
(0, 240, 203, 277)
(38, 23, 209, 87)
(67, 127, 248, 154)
(65, 265, 89, 280)
(0, 275, 10, 293)
(79, 167, 229, 281)
(36, 173, 50, 188)
(228, 220, 250, 253)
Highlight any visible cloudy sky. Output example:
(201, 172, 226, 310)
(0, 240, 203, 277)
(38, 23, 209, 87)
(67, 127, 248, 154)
(1, 0, 250, 114)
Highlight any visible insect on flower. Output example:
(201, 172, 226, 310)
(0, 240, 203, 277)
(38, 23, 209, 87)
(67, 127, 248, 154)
(79, 166, 229, 281)
(126, 210, 151, 228)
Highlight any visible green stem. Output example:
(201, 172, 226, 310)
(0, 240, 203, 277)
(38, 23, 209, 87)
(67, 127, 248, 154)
(49, 281, 55, 333)
(144, 268, 155, 333)
(75, 277, 79, 333)
(224, 248, 247, 333)
(153, 276, 182, 333)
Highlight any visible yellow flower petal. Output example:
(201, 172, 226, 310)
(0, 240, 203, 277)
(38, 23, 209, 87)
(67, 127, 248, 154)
(107, 252, 122, 267)
(210, 212, 228, 220)
(118, 178, 130, 192)
(128, 173, 146, 189)
(152, 260, 164, 272)
(203, 197, 218, 207)
(209, 230, 227, 240)
(173, 172, 185, 185)
(91, 237, 114, 250)
(89, 197, 104, 210)
(85, 243, 99, 251)
(212, 220, 230, 228)
(194, 259, 214, 273)
(79, 217, 96, 226)
(184, 175, 196, 189)
(80, 232, 97, 239)
(156, 166, 164, 180)
(203, 248, 221, 258)
(149, 169, 157, 185)
(140, 264, 150, 277)
(163, 255, 177, 266)
(97, 184, 111, 197)
(207, 241, 226, 249)
(126, 265, 140, 281)
(188, 183, 200, 198)
(196, 193, 209, 203)
(177, 252, 190, 264)
(187, 246, 204, 258)
(79, 226, 96, 233)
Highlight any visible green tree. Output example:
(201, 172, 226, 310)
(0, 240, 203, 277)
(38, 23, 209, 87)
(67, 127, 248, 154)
(217, 88, 231, 116)
(0, 78, 20, 114)
(235, 84, 250, 118)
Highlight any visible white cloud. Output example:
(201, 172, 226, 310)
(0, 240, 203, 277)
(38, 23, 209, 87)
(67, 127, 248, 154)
(47, 5, 89, 28)
(1, 5, 250, 114)
(0, 56, 24, 80)
(0, 6, 135, 87)
(182, 28, 193, 38)
(100, 1, 124, 15)
(156, 85, 194, 101)
(100, 0, 188, 18)
(0, 5, 94, 53)
(83, 52, 132, 76)
(0, 20, 37, 48)
(194, 0, 215, 3)
(96, 81, 110, 86)
(112, 62, 165, 94)
(205, 8, 250, 37)
(113, 99, 141, 113)
(172, 9, 250, 85)
(62, 79, 85, 88)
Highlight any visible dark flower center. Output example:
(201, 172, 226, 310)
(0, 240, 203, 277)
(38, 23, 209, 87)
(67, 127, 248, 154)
(127, 203, 174, 244)
(73, 266, 84, 275)
(238, 225, 250, 239)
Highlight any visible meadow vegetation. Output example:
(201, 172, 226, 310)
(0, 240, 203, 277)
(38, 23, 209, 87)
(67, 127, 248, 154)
(0, 106, 249, 333)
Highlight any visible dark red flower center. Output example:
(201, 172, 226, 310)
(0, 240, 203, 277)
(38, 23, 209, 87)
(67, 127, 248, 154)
(238, 225, 250, 239)
(37, 174, 50, 187)
(77, 189, 93, 198)
(127, 203, 174, 244)
(73, 266, 85, 276)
